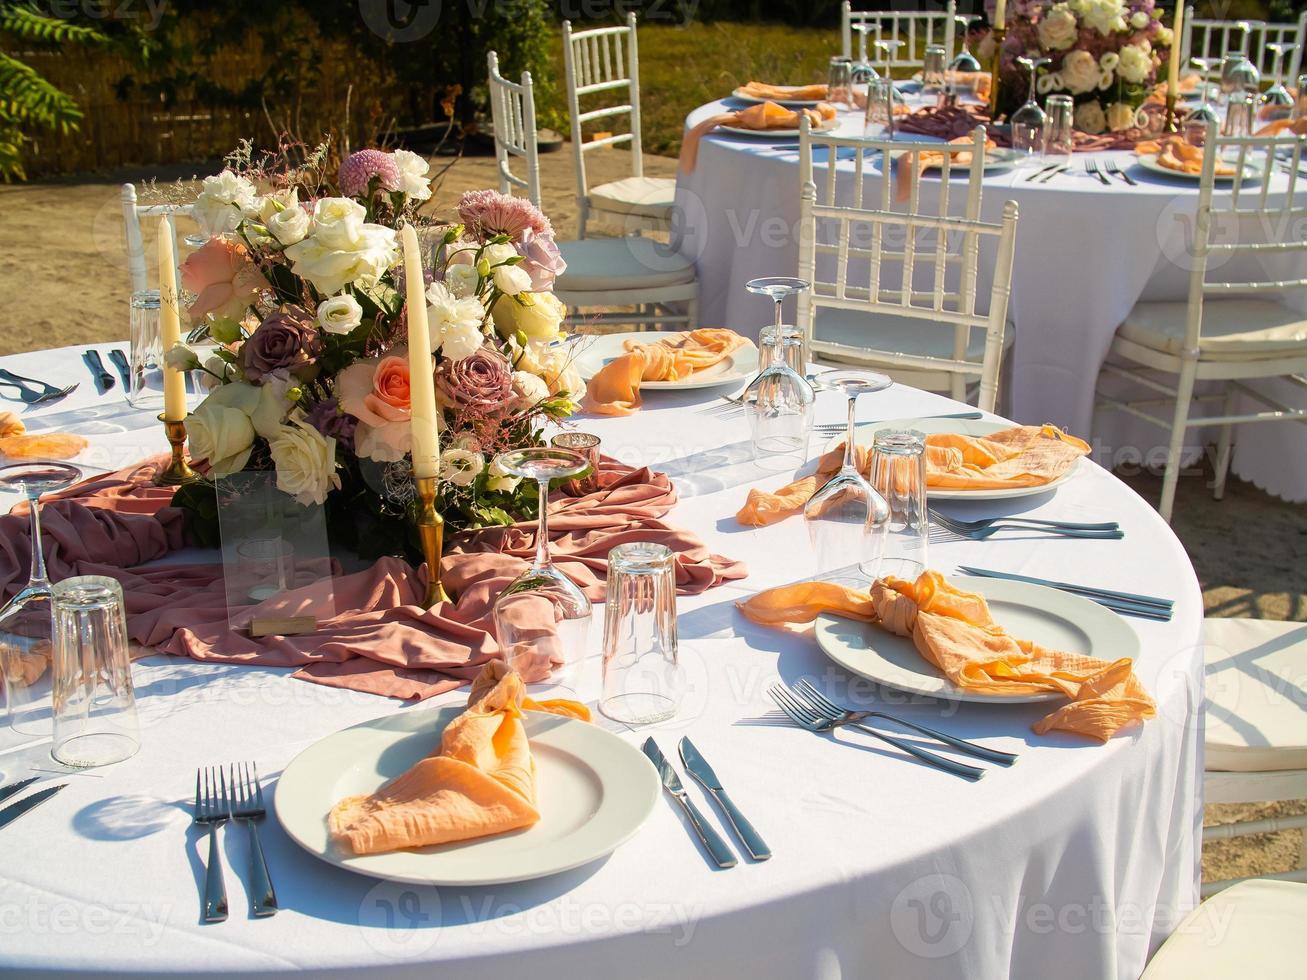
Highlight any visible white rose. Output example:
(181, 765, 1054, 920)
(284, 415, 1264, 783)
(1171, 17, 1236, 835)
(1105, 101, 1137, 131)
(186, 382, 259, 476)
(1037, 4, 1079, 51)
(392, 149, 432, 202)
(1130, 10, 1148, 29)
(492, 262, 532, 296)
(482, 242, 517, 266)
(1116, 43, 1152, 83)
(439, 447, 484, 487)
(492, 290, 566, 343)
(193, 170, 257, 238)
(266, 203, 310, 247)
(317, 294, 364, 335)
(199, 353, 231, 390)
(444, 264, 480, 299)
(163, 343, 199, 372)
(510, 370, 550, 410)
(1071, 0, 1125, 35)
(267, 416, 340, 506)
(1074, 99, 1108, 134)
(1155, 26, 1173, 48)
(1060, 50, 1101, 94)
(284, 198, 399, 295)
(534, 345, 585, 400)
(485, 454, 522, 493)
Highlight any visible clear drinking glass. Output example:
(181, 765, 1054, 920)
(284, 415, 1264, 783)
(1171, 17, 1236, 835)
(551, 432, 602, 496)
(867, 430, 930, 580)
(1222, 90, 1258, 138)
(0, 462, 82, 737)
(51, 576, 140, 769)
(864, 78, 898, 137)
(235, 536, 295, 602)
(1010, 56, 1051, 158)
(491, 448, 593, 687)
(828, 56, 854, 110)
(1043, 94, 1075, 161)
(600, 542, 681, 726)
(129, 289, 164, 410)
(803, 370, 893, 580)
(923, 45, 948, 94)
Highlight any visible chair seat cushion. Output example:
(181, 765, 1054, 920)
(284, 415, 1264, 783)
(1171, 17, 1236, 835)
(1119, 299, 1307, 360)
(811, 307, 1012, 362)
(1141, 879, 1307, 979)
(556, 237, 696, 292)
(588, 176, 677, 218)
(1204, 618, 1307, 772)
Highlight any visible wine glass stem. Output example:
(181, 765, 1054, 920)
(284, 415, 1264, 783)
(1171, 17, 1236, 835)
(534, 478, 552, 571)
(842, 394, 859, 472)
(773, 297, 783, 331)
(26, 491, 48, 590)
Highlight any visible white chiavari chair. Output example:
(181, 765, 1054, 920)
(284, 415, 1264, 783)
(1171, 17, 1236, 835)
(797, 120, 1015, 409)
(121, 182, 190, 295)
(1094, 121, 1307, 522)
(561, 12, 675, 239)
(1184, 14, 1307, 83)
(841, 1, 957, 70)
(487, 51, 697, 331)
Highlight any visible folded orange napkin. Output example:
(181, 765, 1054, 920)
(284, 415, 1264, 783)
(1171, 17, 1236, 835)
(328, 662, 589, 855)
(1146, 73, 1202, 104)
(737, 425, 1089, 526)
(739, 570, 1155, 741)
(894, 134, 996, 202)
(0, 411, 86, 460)
(1254, 117, 1307, 137)
(680, 101, 838, 172)
(1136, 136, 1235, 176)
(582, 328, 750, 416)
(738, 81, 829, 101)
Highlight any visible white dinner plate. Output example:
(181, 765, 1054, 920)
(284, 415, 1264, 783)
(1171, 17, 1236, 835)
(815, 577, 1140, 704)
(822, 416, 1085, 500)
(573, 330, 760, 390)
(716, 117, 841, 139)
(275, 704, 660, 886)
(1134, 152, 1264, 182)
(730, 87, 826, 108)
(877, 146, 1024, 175)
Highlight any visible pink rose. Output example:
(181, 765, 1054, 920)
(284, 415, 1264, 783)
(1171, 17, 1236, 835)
(435, 348, 513, 414)
(181, 238, 269, 324)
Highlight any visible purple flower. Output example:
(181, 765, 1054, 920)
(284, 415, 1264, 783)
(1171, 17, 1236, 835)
(457, 189, 552, 242)
(435, 348, 513, 414)
(515, 228, 567, 291)
(239, 306, 321, 383)
(338, 150, 401, 199)
(304, 397, 357, 453)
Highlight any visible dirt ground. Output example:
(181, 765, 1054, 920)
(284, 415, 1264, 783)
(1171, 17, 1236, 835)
(3, 148, 1305, 887)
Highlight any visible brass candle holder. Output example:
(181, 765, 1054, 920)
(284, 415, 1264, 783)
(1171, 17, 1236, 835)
(1163, 90, 1181, 134)
(153, 414, 199, 487)
(414, 475, 451, 606)
(987, 26, 1006, 118)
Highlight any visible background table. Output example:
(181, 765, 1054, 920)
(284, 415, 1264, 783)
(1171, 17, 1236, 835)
(2, 343, 1202, 979)
(675, 99, 1307, 503)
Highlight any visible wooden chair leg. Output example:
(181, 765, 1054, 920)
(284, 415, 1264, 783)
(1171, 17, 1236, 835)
(1212, 386, 1236, 501)
(1159, 359, 1199, 523)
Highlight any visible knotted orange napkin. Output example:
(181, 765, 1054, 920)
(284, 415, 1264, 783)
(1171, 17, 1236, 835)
(737, 81, 829, 101)
(894, 134, 996, 202)
(737, 425, 1090, 527)
(680, 101, 838, 172)
(328, 662, 589, 855)
(0, 411, 86, 460)
(1136, 136, 1236, 176)
(583, 328, 751, 416)
(739, 571, 1155, 741)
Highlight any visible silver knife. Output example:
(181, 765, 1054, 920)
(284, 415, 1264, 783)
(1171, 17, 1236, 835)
(642, 738, 736, 869)
(0, 784, 66, 831)
(678, 737, 770, 861)
(0, 776, 38, 805)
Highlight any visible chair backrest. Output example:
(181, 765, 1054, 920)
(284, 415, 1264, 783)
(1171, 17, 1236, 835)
(1180, 121, 1307, 352)
(562, 12, 645, 207)
(841, 1, 957, 69)
(121, 182, 190, 296)
(1184, 15, 1307, 82)
(487, 50, 542, 208)
(796, 120, 1016, 411)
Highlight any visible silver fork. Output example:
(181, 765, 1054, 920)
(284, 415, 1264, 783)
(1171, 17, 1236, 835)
(193, 767, 229, 923)
(794, 679, 1017, 766)
(229, 762, 277, 918)
(768, 683, 985, 781)
(932, 512, 1124, 540)
(931, 513, 1120, 533)
(0, 370, 78, 405)
(1103, 159, 1137, 186)
(1083, 158, 1110, 185)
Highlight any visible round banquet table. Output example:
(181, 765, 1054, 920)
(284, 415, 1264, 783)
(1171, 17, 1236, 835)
(675, 98, 1307, 503)
(1, 343, 1202, 980)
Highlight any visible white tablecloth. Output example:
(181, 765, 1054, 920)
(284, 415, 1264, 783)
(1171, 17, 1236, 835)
(675, 99, 1307, 503)
(1, 344, 1203, 979)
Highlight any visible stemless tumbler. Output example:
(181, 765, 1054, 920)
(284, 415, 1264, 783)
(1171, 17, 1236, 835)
(129, 289, 165, 410)
(551, 432, 602, 496)
(601, 543, 681, 725)
(867, 430, 930, 580)
(1043, 94, 1075, 161)
(828, 56, 854, 110)
(51, 576, 140, 769)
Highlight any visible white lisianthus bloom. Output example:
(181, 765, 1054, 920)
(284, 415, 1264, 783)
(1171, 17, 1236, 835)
(163, 343, 200, 372)
(1105, 101, 1137, 131)
(317, 294, 364, 335)
(267, 415, 340, 506)
(439, 447, 485, 487)
(1130, 10, 1148, 29)
(1099, 51, 1120, 72)
(1116, 43, 1152, 83)
(1074, 99, 1108, 134)
(492, 262, 532, 296)
(511, 369, 550, 410)
(482, 242, 518, 266)
(284, 197, 399, 295)
(199, 353, 232, 390)
(1037, 3, 1078, 51)
(193, 170, 257, 238)
(444, 264, 480, 299)
(533, 345, 585, 400)
(440, 323, 484, 361)
(186, 382, 260, 476)
(392, 149, 433, 201)
(266, 197, 310, 247)
(1155, 26, 1173, 47)
(1099, 69, 1113, 89)
(426, 281, 486, 359)
(1060, 49, 1101, 94)
(485, 454, 522, 493)
(1070, 0, 1126, 36)
(451, 432, 482, 452)
(1037, 71, 1060, 95)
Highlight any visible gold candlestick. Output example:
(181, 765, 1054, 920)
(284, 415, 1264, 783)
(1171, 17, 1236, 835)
(153, 414, 199, 487)
(1163, 90, 1181, 134)
(988, 26, 1006, 118)
(414, 475, 451, 606)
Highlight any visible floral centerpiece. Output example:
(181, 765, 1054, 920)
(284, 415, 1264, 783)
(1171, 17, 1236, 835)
(998, 0, 1175, 133)
(166, 142, 585, 559)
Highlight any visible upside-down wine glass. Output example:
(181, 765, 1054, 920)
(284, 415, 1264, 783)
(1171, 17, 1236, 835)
(0, 461, 82, 739)
(803, 370, 893, 581)
(1187, 57, 1221, 126)
(874, 39, 905, 81)
(850, 23, 880, 96)
(1010, 55, 1051, 159)
(490, 448, 592, 692)
(1220, 52, 1260, 104)
(1263, 43, 1296, 118)
(947, 16, 983, 102)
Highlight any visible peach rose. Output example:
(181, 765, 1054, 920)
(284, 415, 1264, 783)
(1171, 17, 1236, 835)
(337, 353, 435, 463)
(182, 238, 269, 324)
